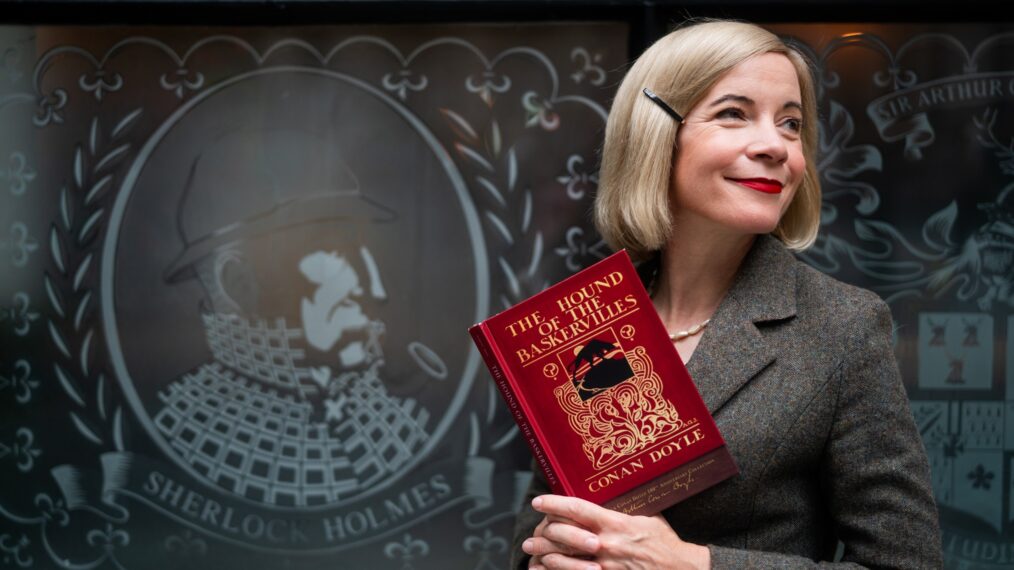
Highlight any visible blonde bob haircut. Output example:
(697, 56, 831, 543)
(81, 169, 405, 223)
(595, 20, 821, 260)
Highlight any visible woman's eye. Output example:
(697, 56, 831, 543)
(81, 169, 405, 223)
(783, 118, 803, 132)
(716, 108, 745, 120)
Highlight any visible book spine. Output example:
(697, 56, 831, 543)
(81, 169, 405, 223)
(469, 324, 564, 495)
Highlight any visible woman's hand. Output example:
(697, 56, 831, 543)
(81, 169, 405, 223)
(527, 510, 589, 569)
(522, 495, 710, 570)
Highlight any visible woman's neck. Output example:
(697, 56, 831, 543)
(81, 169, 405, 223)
(652, 226, 755, 332)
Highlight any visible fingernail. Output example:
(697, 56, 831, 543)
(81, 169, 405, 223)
(532, 496, 543, 508)
(584, 537, 598, 550)
(522, 539, 534, 553)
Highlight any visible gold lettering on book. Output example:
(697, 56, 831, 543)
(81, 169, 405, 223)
(517, 294, 639, 367)
(553, 345, 682, 471)
(555, 271, 625, 313)
(587, 459, 645, 493)
(505, 310, 544, 337)
(648, 428, 704, 463)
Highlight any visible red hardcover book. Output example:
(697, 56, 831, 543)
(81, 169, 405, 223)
(469, 250, 738, 516)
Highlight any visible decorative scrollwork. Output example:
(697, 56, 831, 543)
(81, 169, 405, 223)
(553, 346, 683, 470)
(159, 68, 204, 98)
(33, 494, 70, 527)
(381, 68, 428, 101)
(1, 152, 37, 196)
(0, 533, 33, 568)
(556, 154, 598, 201)
(0, 292, 39, 336)
(817, 100, 884, 225)
(1, 222, 40, 268)
(85, 523, 130, 554)
(33, 89, 67, 127)
(0, 359, 40, 404)
(29, 35, 607, 132)
(465, 70, 511, 106)
(554, 226, 608, 272)
(0, 428, 41, 472)
(570, 47, 606, 86)
(521, 91, 560, 131)
(383, 533, 429, 570)
(462, 528, 508, 570)
(78, 69, 124, 101)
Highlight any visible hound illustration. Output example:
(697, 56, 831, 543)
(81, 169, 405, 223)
(568, 338, 616, 384)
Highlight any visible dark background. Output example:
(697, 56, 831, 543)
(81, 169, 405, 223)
(3, 2, 1014, 569)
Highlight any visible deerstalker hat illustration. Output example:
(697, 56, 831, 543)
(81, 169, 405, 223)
(164, 127, 395, 282)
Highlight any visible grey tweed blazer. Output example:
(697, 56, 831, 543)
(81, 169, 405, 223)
(510, 235, 942, 569)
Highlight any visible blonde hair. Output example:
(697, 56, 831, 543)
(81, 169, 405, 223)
(594, 20, 821, 260)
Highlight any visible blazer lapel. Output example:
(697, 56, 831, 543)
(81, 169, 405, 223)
(685, 235, 798, 414)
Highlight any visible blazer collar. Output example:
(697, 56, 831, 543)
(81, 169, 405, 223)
(685, 234, 798, 414)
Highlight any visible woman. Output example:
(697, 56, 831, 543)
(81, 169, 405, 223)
(511, 20, 942, 570)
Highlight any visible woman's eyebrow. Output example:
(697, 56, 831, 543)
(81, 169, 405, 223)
(707, 94, 753, 107)
(707, 93, 803, 112)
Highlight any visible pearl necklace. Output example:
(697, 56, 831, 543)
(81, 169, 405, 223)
(668, 318, 711, 341)
(647, 258, 712, 342)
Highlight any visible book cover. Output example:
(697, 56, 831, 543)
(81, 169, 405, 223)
(469, 250, 738, 516)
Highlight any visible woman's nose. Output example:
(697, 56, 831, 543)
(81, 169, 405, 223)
(745, 123, 789, 163)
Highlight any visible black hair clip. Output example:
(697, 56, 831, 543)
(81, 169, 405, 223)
(642, 88, 683, 123)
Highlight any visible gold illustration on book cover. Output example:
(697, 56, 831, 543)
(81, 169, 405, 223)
(553, 327, 683, 471)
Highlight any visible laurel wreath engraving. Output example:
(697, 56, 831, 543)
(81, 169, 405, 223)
(10, 33, 614, 566)
(439, 106, 547, 453)
(44, 109, 142, 449)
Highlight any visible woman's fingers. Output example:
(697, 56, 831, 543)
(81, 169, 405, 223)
(541, 521, 600, 555)
(533, 517, 549, 537)
(544, 513, 582, 527)
(523, 536, 584, 558)
(540, 552, 600, 570)
(525, 499, 605, 568)
(532, 495, 615, 531)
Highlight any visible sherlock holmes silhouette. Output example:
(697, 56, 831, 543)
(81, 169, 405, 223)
(152, 128, 431, 508)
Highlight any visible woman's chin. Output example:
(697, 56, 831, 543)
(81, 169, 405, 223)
(716, 216, 781, 237)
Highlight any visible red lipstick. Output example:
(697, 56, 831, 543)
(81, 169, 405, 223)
(730, 178, 783, 194)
